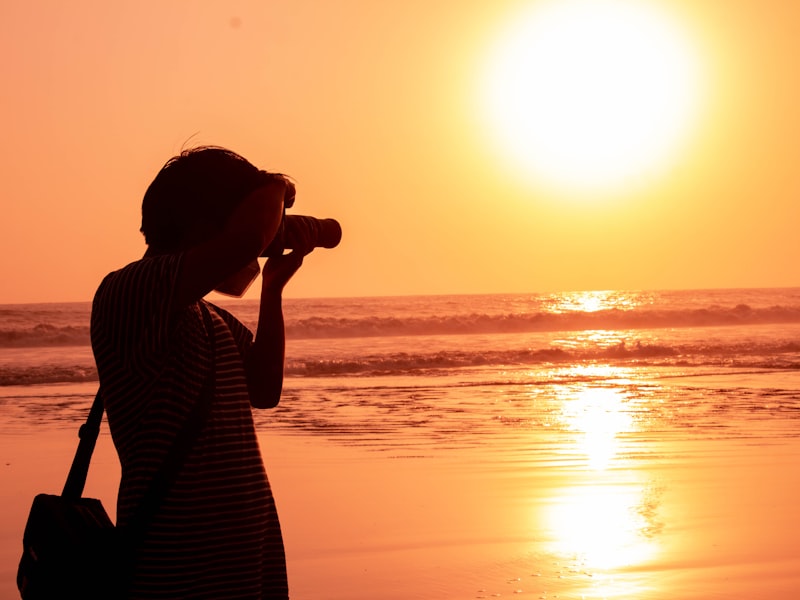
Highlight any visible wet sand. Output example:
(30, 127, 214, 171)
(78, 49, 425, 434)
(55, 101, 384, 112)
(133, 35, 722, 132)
(2, 410, 799, 599)
(266, 435, 800, 599)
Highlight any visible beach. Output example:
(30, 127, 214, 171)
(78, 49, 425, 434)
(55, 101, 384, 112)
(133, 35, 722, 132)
(2, 290, 800, 598)
(2, 371, 799, 599)
(4, 0, 800, 595)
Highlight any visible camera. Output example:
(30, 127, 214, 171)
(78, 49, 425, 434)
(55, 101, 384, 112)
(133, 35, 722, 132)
(261, 214, 342, 257)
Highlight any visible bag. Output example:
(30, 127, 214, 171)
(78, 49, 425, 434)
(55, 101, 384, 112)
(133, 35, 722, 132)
(17, 494, 122, 599)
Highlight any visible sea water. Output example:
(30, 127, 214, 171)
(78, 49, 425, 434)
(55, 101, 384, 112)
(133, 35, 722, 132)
(2, 288, 800, 440)
(2, 289, 800, 598)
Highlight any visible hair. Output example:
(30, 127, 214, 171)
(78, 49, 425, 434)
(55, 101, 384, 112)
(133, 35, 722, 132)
(140, 146, 272, 251)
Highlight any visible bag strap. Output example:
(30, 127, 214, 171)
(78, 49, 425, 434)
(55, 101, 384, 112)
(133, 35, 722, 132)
(61, 390, 105, 498)
(62, 302, 218, 525)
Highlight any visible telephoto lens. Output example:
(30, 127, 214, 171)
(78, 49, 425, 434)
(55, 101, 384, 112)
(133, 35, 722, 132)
(261, 215, 342, 257)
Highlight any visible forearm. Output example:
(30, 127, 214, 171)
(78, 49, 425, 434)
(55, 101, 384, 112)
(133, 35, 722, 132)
(245, 290, 286, 408)
(244, 220, 306, 408)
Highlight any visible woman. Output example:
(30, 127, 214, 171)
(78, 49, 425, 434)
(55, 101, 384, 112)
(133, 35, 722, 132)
(91, 147, 310, 598)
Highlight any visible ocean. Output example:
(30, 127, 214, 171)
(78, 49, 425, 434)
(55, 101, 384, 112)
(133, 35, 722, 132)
(3, 287, 800, 439)
(2, 288, 800, 598)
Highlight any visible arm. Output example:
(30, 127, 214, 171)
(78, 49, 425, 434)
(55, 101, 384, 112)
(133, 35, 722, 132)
(245, 251, 306, 408)
(169, 177, 294, 311)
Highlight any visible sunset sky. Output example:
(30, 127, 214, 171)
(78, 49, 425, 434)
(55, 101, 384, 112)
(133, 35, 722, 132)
(1, 0, 798, 304)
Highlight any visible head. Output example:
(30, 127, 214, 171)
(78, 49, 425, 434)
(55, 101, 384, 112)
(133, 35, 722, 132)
(140, 146, 270, 253)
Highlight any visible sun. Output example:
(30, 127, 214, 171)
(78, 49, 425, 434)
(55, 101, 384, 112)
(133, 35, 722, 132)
(478, 0, 705, 196)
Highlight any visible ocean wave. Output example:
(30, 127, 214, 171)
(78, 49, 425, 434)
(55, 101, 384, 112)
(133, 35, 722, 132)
(285, 340, 800, 377)
(0, 324, 90, 348)
(3, 303, 800, 348)
(285, 304, 800, 339)
(0, 365, 98, 386)
(4, 338, 800, 385)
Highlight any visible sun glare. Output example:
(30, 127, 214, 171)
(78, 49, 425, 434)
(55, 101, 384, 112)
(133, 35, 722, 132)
(479, 0, 705, 196)
(546, 483, 659, 572)
(538, 384, 660, 582)
(564, 387, 632, 470)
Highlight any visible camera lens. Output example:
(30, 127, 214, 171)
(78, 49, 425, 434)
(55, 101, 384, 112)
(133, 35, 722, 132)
(261, 215, 342, 257)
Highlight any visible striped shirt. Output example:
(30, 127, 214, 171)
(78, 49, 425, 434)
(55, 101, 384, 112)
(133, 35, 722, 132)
(91, 254, 288, 599)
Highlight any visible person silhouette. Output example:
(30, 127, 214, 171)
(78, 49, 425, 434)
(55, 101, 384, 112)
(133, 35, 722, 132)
(91, 146, 311, 599)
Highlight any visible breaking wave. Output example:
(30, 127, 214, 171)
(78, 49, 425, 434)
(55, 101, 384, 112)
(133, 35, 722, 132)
(0, 324, 90, 348)
(3, 303, 800, 348)
(284, 304, 800, 339)
(4, 338, 800, 385)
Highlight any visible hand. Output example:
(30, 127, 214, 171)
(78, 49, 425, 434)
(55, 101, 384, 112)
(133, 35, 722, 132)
(256, 171, 295, 210)
(261, 250, 306, 295)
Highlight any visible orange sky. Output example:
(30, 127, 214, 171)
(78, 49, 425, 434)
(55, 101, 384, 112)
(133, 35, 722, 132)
(1, 0, 798, 304)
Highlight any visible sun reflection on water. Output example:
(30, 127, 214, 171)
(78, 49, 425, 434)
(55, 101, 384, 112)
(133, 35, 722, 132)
(546, 483, 660, 571)
(564, 386, 633, 471)
(546, 289, 646, 314)
(540, 380, 661, 584)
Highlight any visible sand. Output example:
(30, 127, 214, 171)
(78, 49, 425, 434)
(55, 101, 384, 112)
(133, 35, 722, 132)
(2, 411, 799, 600)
